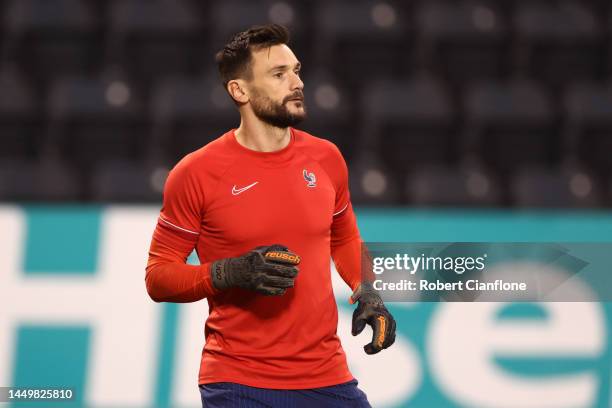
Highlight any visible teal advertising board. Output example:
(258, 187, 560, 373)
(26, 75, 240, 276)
(1, 206, 610, 407)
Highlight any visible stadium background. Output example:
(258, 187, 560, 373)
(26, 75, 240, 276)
(0, 0, 611, 407)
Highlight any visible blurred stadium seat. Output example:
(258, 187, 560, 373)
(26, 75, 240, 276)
(564, 80, 612, 177)
(416, 0, 510, 83)
(150, 74, 239, 164)
(463, 79, 556, 175)
(0, 67, 40, 159)
(45, 71, 147, 175)
(406, 164, 503, 207)
(511, 165, 603, 208)
(361, 74, 456, 185)
(349, 154, 401, 205)
(514, 1, 604, 87)
(3, 0, 101, 89)
(90, 159, 166, 202)
(0, 157, 79, 201)
(107, 0, 203, 92)
(313, 0, 411, 90)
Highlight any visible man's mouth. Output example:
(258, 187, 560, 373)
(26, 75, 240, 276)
(286, 94, 304, 102)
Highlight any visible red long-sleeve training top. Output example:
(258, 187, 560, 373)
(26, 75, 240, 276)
(146, 128, 366, 389)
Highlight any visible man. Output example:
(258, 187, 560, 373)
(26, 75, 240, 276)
(145, 24, 396, 407)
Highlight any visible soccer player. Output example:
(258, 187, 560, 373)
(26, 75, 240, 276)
(145, 24, 396, 407)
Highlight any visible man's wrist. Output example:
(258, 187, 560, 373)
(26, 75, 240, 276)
(349, 281, 377, 304)
(211, 259, 231, 290)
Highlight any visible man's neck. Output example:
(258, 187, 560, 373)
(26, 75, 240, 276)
(234, 117, 292, 153)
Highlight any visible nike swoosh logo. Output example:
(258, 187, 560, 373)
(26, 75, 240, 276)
(231, 181, 259, 196)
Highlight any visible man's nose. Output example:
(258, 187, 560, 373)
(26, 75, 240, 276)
(291, 72, 304, 90)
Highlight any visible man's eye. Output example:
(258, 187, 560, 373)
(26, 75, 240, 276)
(274, 72, 284, 78)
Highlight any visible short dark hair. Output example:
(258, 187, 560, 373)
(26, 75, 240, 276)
(215, 24, 290, 88)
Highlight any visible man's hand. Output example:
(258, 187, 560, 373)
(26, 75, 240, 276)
(211, 244, 301, 295)
(350, 282, 396, 354)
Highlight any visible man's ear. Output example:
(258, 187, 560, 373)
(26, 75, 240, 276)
(227, 79, 249, 104)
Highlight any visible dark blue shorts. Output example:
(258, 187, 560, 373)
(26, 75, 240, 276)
(199, 379, 372, 408)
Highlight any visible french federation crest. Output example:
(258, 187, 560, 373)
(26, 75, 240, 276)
(303, 169, 317, 187)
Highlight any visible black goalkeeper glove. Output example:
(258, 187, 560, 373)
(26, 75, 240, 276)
(211, 244, 300, 296)
(350, 282, 396, 354)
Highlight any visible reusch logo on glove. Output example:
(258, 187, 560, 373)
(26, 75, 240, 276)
(265, 251, 301, 264)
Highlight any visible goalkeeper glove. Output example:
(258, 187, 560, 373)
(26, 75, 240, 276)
(211, 244, 300, 296)
(350, 282, 396, 354)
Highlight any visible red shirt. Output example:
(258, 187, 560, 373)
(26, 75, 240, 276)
(146, 128, 365, 389)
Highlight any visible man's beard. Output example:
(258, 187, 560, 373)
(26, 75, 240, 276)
(250, 89, 307, 129)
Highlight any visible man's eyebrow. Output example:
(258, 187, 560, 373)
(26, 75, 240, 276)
(268, 62, 302, 72)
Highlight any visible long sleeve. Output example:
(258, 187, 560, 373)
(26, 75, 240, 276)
(145, 220, 219, 302)
(326, 144, 374, 291)
(144, 156, 220, 302)
(330, 203, 366, 291)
